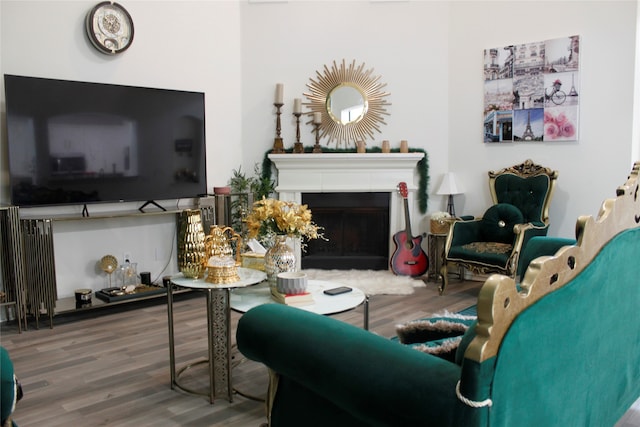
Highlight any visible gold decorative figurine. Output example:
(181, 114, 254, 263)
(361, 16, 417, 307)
(203, 225, 242, 284)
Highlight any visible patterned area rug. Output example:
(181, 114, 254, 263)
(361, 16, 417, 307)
(302, 269, 424, 295)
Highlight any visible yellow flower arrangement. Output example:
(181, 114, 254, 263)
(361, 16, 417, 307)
(245, 198, 323, 241)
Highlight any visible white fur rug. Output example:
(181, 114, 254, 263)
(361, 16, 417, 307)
(303, 269, 424, 295)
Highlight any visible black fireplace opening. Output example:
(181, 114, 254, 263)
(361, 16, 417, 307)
(301, 192, 390, 270)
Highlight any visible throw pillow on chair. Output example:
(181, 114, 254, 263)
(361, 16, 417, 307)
(479, 203, 524, 242)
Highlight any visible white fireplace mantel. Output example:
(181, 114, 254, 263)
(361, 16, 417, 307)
(268, 152, 425, 269)
(269, 153, 424, 194)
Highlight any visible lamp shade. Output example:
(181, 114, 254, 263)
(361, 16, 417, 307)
(436, 172, 463, 195)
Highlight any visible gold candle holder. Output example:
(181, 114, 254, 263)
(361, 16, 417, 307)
(312, 121, 322, 153)
(272, 103, 285, 153)
(293, 112, 304, 153)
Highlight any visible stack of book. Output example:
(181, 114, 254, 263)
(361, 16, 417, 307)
(270, 287, 314, 306)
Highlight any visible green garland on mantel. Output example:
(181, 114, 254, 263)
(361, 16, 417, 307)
(261, 146, 429, 214)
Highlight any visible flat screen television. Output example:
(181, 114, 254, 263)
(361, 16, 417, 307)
(4, 74, 207, 209)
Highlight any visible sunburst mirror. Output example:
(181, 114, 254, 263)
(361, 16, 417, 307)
(304, 59, 391, 147)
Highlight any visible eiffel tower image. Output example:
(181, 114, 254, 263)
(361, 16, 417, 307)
(522, 111, 535, 141)
(569, 73, 579, 97)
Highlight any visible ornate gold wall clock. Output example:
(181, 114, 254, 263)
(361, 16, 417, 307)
(85, 2, 134, 55)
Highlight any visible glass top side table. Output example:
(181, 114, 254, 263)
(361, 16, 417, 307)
(167, 267, 266, 404)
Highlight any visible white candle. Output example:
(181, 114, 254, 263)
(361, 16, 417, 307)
(293, 98, 302, 114)
(275, 83, 284, 104)
(313, 112, 322, 124)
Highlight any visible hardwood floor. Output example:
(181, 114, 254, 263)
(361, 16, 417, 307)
(2, 278, 639, 426)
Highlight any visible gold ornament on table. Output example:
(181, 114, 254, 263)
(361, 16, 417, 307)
(203, 225, 242, 284)
(177, 209, 207, 279)
(100, 254, 118, 287)
(244, 198, 324, 285)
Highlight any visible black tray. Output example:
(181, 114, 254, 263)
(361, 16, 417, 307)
(95, 285, 166, 303)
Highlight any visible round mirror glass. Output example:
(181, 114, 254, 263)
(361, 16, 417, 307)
(327, 84, 367, 125)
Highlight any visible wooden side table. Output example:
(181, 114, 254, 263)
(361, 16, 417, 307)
(427, 233, 464, 283)
(427, 233, 447, 282)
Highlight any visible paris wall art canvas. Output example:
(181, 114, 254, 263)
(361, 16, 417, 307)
(483, 35, 580, 143)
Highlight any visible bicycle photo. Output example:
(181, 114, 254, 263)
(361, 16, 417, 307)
(545, 79, 566, 105)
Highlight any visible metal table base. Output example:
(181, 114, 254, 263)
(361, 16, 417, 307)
(167, 286, 233, 403)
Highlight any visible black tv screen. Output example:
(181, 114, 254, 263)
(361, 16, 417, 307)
(4, 74, 207, 207)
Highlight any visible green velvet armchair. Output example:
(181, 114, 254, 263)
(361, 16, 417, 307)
(440, 159, 558, 294)
(237, 162, 640, 427)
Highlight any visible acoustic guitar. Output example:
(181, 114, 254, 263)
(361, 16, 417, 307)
(390, 182, 429, 277)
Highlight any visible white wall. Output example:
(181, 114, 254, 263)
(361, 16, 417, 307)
(634, 1, 640, 163)
(239, 0, 639, 240)
(0, 1, 243, 296)
(448, 1, 638, 238)
(1, 0, 243, 189)
(239, 1, 451, 235)
(0, 0, 638, 297)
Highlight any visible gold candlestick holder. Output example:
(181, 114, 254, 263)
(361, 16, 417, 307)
(312, 121, 322, 153)
(272, 103, 285, 153)
(293, 112, 304, 153)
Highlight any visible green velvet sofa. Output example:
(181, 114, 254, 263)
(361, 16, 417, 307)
(1, 346, 20, 427)
(237, 162, 640, 427)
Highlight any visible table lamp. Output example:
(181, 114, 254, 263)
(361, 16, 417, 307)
(436, 172, 463, 217)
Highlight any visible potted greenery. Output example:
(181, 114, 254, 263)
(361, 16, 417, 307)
(228, 163, 276, 243)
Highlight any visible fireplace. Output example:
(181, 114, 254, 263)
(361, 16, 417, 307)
(268, 152, 425, 270)
(301, 192, 390, 270)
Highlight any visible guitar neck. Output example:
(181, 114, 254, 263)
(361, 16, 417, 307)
(403, 198, 412, 235)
